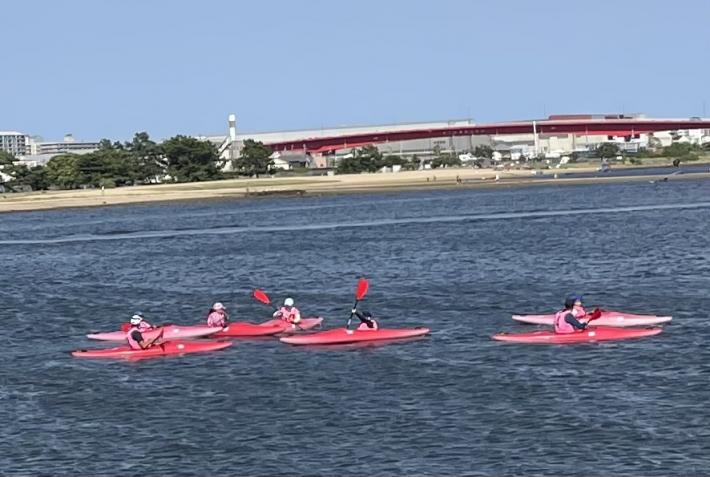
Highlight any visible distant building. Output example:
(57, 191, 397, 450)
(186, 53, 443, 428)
(270, 152, 311, 170)
(0, 131, 30, 156)
(35, 134, 99, 156)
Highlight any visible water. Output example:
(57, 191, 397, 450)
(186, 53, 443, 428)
(1, 180, 709, 475)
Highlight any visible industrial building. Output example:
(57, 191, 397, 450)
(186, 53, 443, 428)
(209, 113, 710, 169)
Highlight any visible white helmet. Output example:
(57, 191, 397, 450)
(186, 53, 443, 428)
(213, 302, 225, 311)
(284, 297, 294, 307)
(130, 312, 144, 325)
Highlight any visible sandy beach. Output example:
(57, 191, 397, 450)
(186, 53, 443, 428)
(1, 165, 709, 213)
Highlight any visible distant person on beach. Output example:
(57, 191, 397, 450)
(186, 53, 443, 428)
(206, 302, 229, 328)
(672, 158, 680, 167)
(274, 297, 302, 325)
(351, 308, 379, 330)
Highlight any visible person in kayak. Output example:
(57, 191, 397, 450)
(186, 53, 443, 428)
(351, 308, 379, 331)
(126, 313, 160, 350)
(554, 297, 589, 334)
(206, 302, 228, 328)
(273, 297, 302, 325)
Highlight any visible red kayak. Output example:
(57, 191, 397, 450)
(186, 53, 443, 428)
(492, 326, 662, 344)
(87, 325, 219, 342)
(71, 340, 232, 359)
(213, 317, 324, 337)
(280, 327, 430, 346)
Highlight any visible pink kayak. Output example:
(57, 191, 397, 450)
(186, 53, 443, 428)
(512, 310, 672, 327)
(72, 340, 232, 359)
(87, 325, 219, 342)
(493, 326, 662, 344)
(280, 327, 430, 346)
(213, 317, 324, 337)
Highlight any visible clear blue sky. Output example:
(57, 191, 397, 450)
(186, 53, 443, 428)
(2, 0, 708, 141)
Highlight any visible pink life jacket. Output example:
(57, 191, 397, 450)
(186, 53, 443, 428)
(357, 319, 379, 331)
(126, 326, 143, 350)
(572, 305, 587, 320)
(138, 321, 153, 332)
(554, 309, 576, 334)
(207, 310, 227, 328)
(276, 306, 300, 324)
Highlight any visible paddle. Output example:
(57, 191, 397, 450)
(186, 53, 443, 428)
(252, 289, 303, 330)
(147, 327, 165, 349)
(346, 277, 370, 330)
(583, 308, 603, 327)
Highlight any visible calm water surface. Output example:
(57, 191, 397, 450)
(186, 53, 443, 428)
(1, 180, 709, 475)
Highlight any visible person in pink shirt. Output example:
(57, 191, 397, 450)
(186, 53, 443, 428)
(273, 297, 301, 325)
(206, 302, 229, 328)
(126, 313, 160, 350)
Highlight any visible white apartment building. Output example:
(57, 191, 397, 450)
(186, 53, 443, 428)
(0, 131, 30, 156)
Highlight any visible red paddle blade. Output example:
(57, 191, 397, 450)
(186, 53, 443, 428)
(588, 308, 603, 321)
(253, 289, 271, 305)
(355, 278, 369, 301)
(120, 323, 131, 332)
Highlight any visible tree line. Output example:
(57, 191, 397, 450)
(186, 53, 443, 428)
(595, 141, 710, 161)
(335, 145, 494, 174)
(0, 134, 277, 192)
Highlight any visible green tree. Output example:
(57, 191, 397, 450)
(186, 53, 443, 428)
(336, 145, 383, 174)
(8, 164, 49, 191)
(382, 155, 407, 167)
(595, 143, 620, 159)
(431, 153, 462, 169)
(0, 150, 15, 166)
(406, 155, 421, 171)
(125, 132, 165, 182)
(662, 142, 697, 157)
(0, 151, 18, 191)
(161, 135, 223, 182)
(473, 145, 494, 159)
(233, 139, 273, 177)
(45, 154, 82, 189)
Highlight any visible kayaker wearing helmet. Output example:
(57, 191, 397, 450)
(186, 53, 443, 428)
(274, 297, 301, 325)
(126, 311, 153, 331)
(351, 308, 379, 331)
(206, 302, 229, 328)
(126, 313, 160, 350)
(554, 296, 589, 334)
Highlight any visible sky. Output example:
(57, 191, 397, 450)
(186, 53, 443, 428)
(1, 0, 709, 141)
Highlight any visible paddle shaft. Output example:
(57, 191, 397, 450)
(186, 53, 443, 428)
(346, 299, 361, 330)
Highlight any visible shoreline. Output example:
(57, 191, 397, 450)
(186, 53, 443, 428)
(2, 165, 709, 214)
